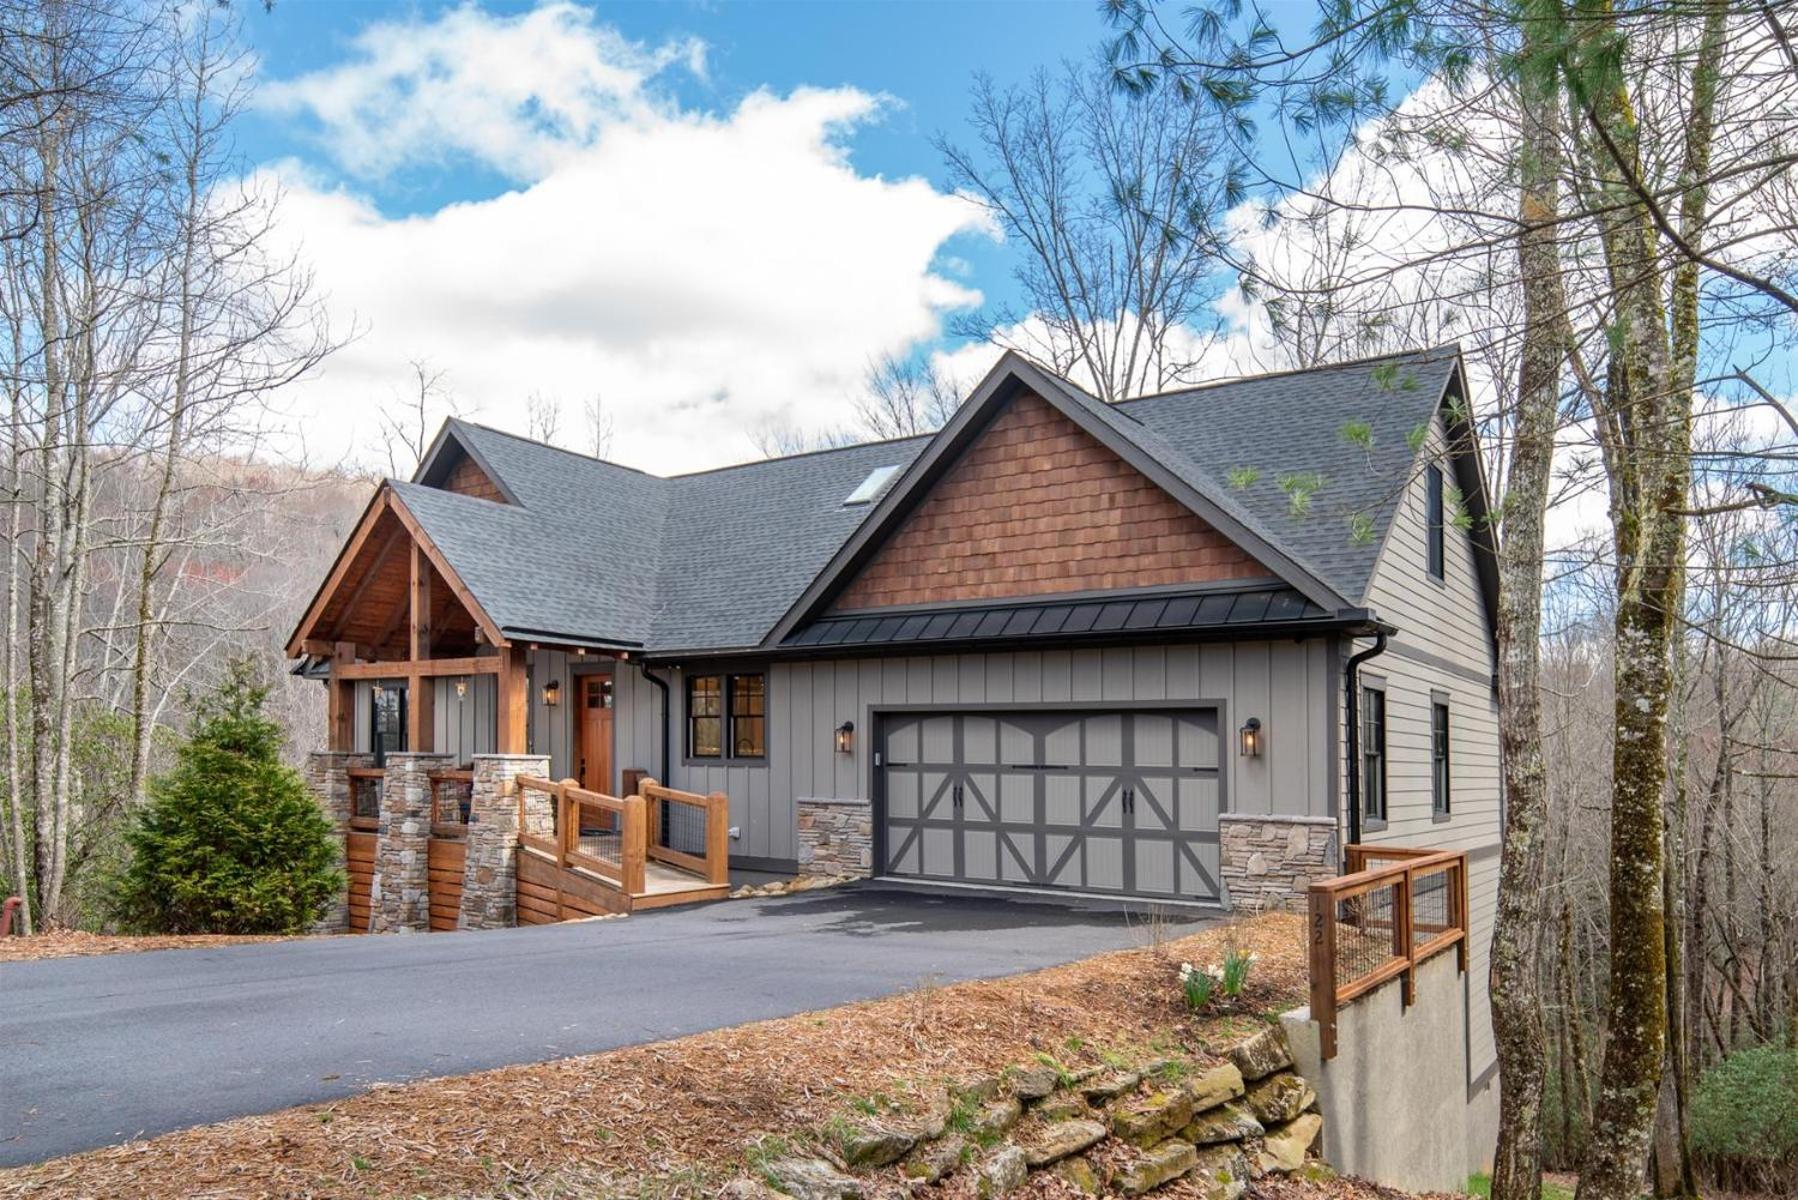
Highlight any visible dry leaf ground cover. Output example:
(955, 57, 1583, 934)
(2, 912, 1308, 1200)
(0, 929, 299, 963)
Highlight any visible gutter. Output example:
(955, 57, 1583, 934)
(1343, 631, 1390, 849)
(636, 660, 672, 780)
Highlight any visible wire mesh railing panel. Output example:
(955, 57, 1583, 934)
(350, 774, 382, 821)
(659, 798, 708, 857)
(431, 776, 473, 826)
(1411, 867, 1453, 939)
(1332, 883, 1401, 993)
(572, 802, 624, 869)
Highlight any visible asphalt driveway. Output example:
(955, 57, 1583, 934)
(0, 884, 1210, 1166)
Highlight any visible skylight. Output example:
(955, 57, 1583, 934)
(842, 464, 901, 506)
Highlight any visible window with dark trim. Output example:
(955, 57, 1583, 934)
(686, 675, 723, 758)
(1361, 686, 1387, 824)
(1432, 699, 1452, 816)
(730, 674, 766, 759)
(1425, 464, 1446, 580)
(686, 672, 766, 760)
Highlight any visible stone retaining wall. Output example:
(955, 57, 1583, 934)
(796, 797, 872, 878)
(731, 1024, 1324, 1199)
(458, 753, 550, 930)
(1218, 814, 1339, 910)
(371, 753, 452, 933)
(304, 750, 371, 933)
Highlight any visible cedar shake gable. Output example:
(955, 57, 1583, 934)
(833, 390, 1272, 610)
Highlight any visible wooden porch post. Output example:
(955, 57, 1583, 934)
(408, 543, 434, 751)
(328, 640, 356, 751)
(497, 643, 528, 753)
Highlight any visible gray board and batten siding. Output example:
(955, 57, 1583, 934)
(613, 639, 1337, 870)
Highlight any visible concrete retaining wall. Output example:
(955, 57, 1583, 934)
(1281, 950, 1496, 1192)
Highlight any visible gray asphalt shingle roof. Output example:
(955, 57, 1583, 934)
(397, 349, 1461, 654)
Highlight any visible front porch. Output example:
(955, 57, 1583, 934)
(290, 486, 731, 933)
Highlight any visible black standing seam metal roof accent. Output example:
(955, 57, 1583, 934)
(309, 348, 1476, 657)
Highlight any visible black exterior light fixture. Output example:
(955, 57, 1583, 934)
(542, 678, 561, 707)
(1239, 716, 1264, 758)
(835, 720, 855, 754)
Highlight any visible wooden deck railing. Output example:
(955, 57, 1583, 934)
(428, 769, 473, 837)
(516, 776, 647, 894)
(640, 778, 730, 887)
(347, 767, 384, 830)
(1307, 843, 1468, 1059)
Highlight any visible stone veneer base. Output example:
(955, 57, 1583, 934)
(797, 796, 872, 878)
(1219, 814, 1339, 910)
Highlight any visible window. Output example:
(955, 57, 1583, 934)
(371, 682, 407, 766)
(687, 672, 766, 760)
(843, 464, 901, 506)
(687, 675, 723, 758)
(1425, 464, 1446, 580)
(1432, 698, 1452, 816)
(1361, 686, 1386, 824)
(730, 674, 766, 758)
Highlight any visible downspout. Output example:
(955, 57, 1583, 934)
(636, 660, 672, 780)
(1343, 631, 1389, 850)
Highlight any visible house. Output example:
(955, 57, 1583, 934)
(287, 347, 1501, 1100)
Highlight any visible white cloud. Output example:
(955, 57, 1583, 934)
(261, 2, 704, 181)
(254, 4, 990, 472)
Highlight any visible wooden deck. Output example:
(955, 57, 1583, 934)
(514, 775, 730, 921)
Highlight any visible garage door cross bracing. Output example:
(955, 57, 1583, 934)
(878, 708, 1224, 902)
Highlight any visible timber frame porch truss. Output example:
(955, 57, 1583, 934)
(286, 485, 529, 754)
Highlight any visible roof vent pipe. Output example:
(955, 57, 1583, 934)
(1343, 631, 1389, 851)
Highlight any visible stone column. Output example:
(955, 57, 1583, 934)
(1218, 814, 1340, 911)
(797, 797, 873, 879)
(371, 752, 453, 933)
(305, 750, 371, 933)
(459, 753, 550, 929)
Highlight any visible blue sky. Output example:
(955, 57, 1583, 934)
(234, 1, 1142, 472)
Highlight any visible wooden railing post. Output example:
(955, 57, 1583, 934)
(705, 791, 729, 885)
(640, 777, 662, 850)
(621, 794, 647, 895)
(1308, 882, 1338, 1060)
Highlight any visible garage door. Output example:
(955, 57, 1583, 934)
(878, 709, 1223, 902)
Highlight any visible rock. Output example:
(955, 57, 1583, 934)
(1021, 1118, 1108, 1167)
(1036, 1094, 1091, 1123)
(1228, 1027, 1294, 1082)
(1181, 1101, 1264, 1146)
(1008, 1062, 1061, 1101)
(837, 1119, 917, 1168)
(1079, 1068, 1141, 1104)
(720, 1179, 787, 1200)
(1183, 1062, 1246, 1112)
(1115, 1138, 1198, 1196)
(1257, 1112, 1324, 1175)
(902, 1134, 967, 1184)
(1055, 1155, 1103, 1194)
(976, 1144, 1028, 1197)
(968, 1096, 1023, 1140)
(760, 1157, 862, 1200)
(1189, 1145, 1251, 1200)
(1111, 1087, 1197, 1148)
(913, 1088, 953, 1140)
(1243, 1073, 1315, 1126)
(954, 1072, 1004, 1103)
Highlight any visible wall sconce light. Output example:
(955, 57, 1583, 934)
(542, 679, 561, 707)
(834, 721, 855, 754)
(454, 678, 467, 700)
(1239, 717, 1263, 758)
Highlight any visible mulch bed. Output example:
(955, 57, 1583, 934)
(0, 929, 299, 964)
(1, 913, 1308, 1200)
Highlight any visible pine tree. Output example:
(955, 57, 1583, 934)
(111, 660, 341, 934)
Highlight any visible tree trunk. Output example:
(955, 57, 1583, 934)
(1489, 15, 1568, 1198)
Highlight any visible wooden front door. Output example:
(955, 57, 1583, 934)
(577, 675, 615, 795)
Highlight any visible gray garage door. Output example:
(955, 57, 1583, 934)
(877, 709, 1223, 902)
